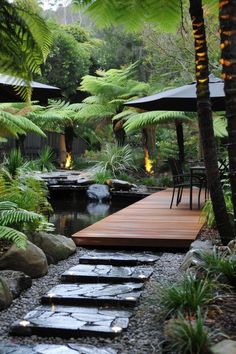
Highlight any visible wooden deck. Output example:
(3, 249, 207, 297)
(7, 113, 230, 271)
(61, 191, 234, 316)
(72, 189, 204, 249)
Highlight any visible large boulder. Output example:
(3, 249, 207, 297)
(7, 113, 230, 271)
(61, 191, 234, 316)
(0, 270, 32, 299)
(0, 276, 13, 310)
(0, 241, 48, 278)
(87, 184, 110, 201)
(28, 232, 76, 264)
(180, 240, 213, 271)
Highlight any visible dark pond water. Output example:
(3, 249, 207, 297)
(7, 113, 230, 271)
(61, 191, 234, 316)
(49, 194, 138, 237)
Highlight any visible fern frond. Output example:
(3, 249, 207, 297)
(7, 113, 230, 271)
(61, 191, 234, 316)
(73, 1, 181, 32)
(112, 109, 135, 122)
(0, 209, 42, 226)
(0, 225, 27, 249)
(213, 116, 227, 138)
(124, 111, 191, 132)
(75, 103, 115, 122)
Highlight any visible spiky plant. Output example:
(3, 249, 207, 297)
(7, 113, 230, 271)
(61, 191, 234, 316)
(2, 149, 26, 178)
(196, 249, 236, 285)
(159, 274, 217, 317)
(93, 144, 136, 178)
(165, 309, 211, 354)
(32, 146, 56, 172)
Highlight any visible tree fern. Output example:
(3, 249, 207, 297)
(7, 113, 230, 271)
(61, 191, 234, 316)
(0, 0, 52, 100)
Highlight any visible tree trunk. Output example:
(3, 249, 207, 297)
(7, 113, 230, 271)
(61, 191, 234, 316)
(189, 0, 234, 244)
(175, 119, 185, 162)
(113, 120, 126, 146)
(142, 125, 157, 174)
(15, 134, 26, 156)
(64, 126, 75, 155)
(219, 0, 236, 231)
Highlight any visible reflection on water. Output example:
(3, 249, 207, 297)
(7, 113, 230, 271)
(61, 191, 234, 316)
(49, 196, 133, 237)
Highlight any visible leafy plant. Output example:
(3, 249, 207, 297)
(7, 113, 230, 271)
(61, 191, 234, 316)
(165, 309, 211, 354)
(94, 144, 137, 177)
(159, 275, 217, 317)
(0, 201, 43, 249)
(197, 249, 236, 285)
(93, 171, 113, 184)
(201, 180, 233, 227)
(2, 149, 28, 178)
(32, 146, 56, 172)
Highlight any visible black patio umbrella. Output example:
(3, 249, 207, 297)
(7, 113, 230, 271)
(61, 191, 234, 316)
(125, 74, 225, 112)
(0, 74, 61, 104)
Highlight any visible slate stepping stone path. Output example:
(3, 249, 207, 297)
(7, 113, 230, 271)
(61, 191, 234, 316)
(0, 343, 117, 354)
(79, 250, 159, 266)
(61, 264, 153, 283)
(10, 250, 158, 352)
(42, 282, 144, 307)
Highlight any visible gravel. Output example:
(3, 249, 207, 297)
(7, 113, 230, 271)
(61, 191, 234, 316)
(0, 248, 185, 354)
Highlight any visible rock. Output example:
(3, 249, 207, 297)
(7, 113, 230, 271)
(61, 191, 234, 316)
(190, 240, 213, 251)
(180, 240, 213, 271)
(87, 184, 110, 201)
(228, 239, 236, 253)
(0, 271, 32, 299)
(0, 241, 48, 278)
(0, 276, 13, 310)
(28, 232, 76, 264)
(106, 179, 135, 191)
(211, 340, 236, 354)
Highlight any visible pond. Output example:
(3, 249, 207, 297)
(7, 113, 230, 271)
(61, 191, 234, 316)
(49, 194, 140, 237)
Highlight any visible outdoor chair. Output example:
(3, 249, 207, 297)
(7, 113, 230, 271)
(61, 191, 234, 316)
(168, 158, 206, 209)
(218, 158, 229, 181)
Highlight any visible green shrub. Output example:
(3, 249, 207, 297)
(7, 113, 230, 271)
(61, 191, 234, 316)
(29, 146, 56, 172)
(201, 180, 233, 227)
(93, 171, 112, 184)
(2, 149, 26, 178)
(159, 275, 217, 317)
(94, 144, 136, 177)
(165, 309, 211, 354)
(197, 249, 236, 285)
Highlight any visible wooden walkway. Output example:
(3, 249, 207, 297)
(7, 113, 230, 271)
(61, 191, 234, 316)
(72, 189, 204, 249)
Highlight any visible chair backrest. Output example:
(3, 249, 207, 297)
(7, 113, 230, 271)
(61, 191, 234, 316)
(168, 158, 184, 183)
(218, 159, 229, 180)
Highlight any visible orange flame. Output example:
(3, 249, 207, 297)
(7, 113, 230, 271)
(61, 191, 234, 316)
(144, 148, 154, 175)
(65, 152, 72, 169)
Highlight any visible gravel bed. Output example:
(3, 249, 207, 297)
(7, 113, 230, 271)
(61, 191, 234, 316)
(0, 248, 185, 354)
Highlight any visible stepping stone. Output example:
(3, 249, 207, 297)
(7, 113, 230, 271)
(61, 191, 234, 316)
(11, 304, 132, 338)
(61, 264, 153, 283)
(41, 282, 143, 307)
(79, 250, 159, 266)
(0, 343, 117, 353)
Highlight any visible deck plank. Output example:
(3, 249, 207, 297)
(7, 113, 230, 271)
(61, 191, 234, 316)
(72, 189, 204, 249)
